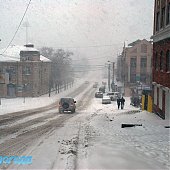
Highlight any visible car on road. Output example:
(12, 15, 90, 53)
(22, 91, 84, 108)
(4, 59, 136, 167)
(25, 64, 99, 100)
(59, 97, 76, 113)
(85, 81, 89, 84)
(102, 96, 111, 104)
(95, 91, 103, 98)
(93, 84, 97, 88)
(106, 92, 120, 101)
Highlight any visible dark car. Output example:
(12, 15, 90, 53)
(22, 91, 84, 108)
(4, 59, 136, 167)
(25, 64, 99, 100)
(59, 97, 76, 113)
(95, 91, 103, 98)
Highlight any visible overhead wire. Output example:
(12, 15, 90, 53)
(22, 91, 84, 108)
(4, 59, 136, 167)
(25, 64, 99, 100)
(0, 0, 32, 55)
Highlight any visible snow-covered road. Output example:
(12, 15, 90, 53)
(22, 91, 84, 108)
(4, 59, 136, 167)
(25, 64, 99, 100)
(8, 93, 170, 170)
(0, 71, 169, 170)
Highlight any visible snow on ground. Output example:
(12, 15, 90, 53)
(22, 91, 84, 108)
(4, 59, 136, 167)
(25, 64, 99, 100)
(1, 71, 169, 170)
(10, 95, 170, 170)
(76, 97, 170, 169)
(0, 75, 95, 115)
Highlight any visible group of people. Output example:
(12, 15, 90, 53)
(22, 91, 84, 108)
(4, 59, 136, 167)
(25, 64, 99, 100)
(117, 97, 125, 109)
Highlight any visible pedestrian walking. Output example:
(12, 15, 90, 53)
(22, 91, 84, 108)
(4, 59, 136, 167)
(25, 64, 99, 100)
(120, 97, 125, 109)
(117, 98, 121, 109)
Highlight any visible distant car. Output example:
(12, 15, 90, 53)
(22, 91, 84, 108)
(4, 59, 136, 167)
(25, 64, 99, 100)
(59, 97, 76, 113)
(106, 92, 120, 101)
(93, 83, 98, 88)
(95, 91, 103, 98)
(102, 96, 111, 104)
(85, 81, 89, 84)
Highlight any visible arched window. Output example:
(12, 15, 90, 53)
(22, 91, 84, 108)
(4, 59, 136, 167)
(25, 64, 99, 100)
(160, 51, 163, 70)
(166, 50, 170, 72)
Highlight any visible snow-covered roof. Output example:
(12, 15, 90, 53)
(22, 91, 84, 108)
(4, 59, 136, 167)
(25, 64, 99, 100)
(0, 45, 51, 62)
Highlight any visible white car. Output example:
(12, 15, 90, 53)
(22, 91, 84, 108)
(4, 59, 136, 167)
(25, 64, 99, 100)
(102, 96, 111, 104)
(106, 92, 120, 101)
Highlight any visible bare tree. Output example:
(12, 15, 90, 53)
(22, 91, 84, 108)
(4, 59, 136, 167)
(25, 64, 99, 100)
(40, 47, 74, 94)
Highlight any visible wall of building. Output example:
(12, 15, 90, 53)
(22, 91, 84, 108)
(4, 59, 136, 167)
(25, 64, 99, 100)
(124, 40, 153, 96)
(0, 61, 51, 98)
(152, 0, 170, 119)
(153, 38, 170, 88)
(165, 90, 170, 119)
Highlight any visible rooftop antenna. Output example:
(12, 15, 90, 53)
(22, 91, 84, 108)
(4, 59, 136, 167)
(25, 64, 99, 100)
(23, 20, 30, 45)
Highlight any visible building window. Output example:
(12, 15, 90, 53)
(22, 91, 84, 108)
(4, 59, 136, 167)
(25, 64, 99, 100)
(140, 74, 146, 83)
(166, 2, 170, 25)
(156, 11, 160, 31)
(130, 58, 136, 83)
(161, 7, 165, 28)
(6, 67, 16, 74)
(160, 51, 163, 70)
(141, 58, 147, 68)
(130, 57, 136, 67)
(23, 66, 31, 75)
(166, 50, 170, 72)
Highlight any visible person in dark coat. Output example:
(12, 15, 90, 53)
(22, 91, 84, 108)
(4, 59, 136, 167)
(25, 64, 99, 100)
(120, 97, 125, 109)
(117, 98, 121, 109)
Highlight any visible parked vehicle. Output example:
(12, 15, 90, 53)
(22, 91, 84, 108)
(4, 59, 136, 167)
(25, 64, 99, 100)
(106, 92, 120, 101)
(130, 95, 141, 107)
(93, 82, 98, 88)
(93, 84, 97, 88)
(95, 91, 103, 98)
(102, 96, 111, 104)
(59, 97, 76, 113)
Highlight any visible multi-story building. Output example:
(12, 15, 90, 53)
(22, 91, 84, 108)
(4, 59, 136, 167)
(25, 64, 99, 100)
(152, 0, 170, 119)
(0, 44, 51, 98)
(117, 39, 153, 97)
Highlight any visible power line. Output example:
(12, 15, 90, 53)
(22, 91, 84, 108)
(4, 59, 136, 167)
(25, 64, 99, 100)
(72, 56, 111, 61)
(54, 44, 121, 49)
(0, 0, 32, 55)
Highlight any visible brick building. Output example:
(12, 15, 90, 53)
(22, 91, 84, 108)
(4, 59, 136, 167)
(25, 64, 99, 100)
(0, 44, 51, 98)
(152, 0, 170, 119)
(117, 39, 153, 97)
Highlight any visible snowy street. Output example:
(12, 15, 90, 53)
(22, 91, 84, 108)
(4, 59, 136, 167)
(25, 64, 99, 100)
(1, 0, 170, 169)
(0, 80, 169, 170)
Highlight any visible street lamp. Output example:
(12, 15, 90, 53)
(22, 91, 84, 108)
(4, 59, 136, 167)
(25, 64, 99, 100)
(108, 61, 115, 92)
(23, 83, 27, 103)
(107, 61, 111, 91)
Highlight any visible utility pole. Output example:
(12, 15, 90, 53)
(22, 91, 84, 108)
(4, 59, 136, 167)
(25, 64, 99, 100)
(112, 62, 115, 84)
(108, 62, 111, 91)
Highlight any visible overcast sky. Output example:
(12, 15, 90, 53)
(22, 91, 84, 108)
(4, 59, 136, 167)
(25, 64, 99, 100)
(0, 0, 154, 63)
